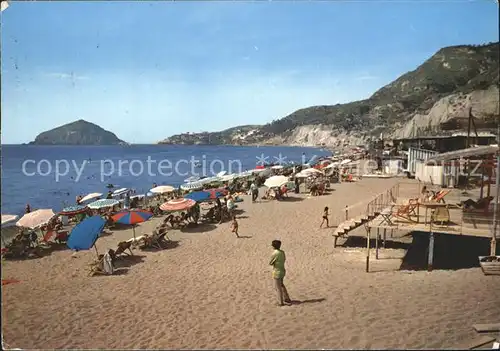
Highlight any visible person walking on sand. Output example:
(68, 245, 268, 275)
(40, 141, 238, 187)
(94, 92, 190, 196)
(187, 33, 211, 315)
(250, 181, 258, 202)
(269, 240, 291, 306)
(230, 216, 239, 238)
(320, 206, 329, 228)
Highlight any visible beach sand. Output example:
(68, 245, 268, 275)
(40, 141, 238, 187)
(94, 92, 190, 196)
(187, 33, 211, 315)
(2, 178, 499, 349)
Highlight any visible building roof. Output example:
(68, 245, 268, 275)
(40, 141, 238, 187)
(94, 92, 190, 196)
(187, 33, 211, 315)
(425, 145, 499, 164)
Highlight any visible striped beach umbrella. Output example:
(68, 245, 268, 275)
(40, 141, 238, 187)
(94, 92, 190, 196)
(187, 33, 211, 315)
(160, 198, 196, 212)
(180, 182, 204, 191)
(87, 199, 119, 210)
(111, 209, 153, 240)
(59, 205, 88, 216)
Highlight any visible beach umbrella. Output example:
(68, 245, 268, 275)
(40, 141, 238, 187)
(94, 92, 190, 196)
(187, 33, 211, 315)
(150, 185, 175, 194)
(271, 165, 284, 170)
(216, 171, 227, 177)
(301, 168, 324, 175)
(87, 199, 119, 210)
(111, 209, 153, 240)
(325, 162, 340, 169)
(67, 216, 106, 256)
(80, 192, 102, 202)
(1, 214, 18, 227)
(264, 175, 289, 188)
(184, 176, 200, 183)
(1, 214, 18, 246)
(180, 182, 204, 191)
(160, 198, 196, 212)
(340, 159, 352, 165)
(16, 209, 56, 229)
(112, 188, 129, 197)
(184, 189, 226, 203)
(221, 174, 236, 182)
(199, 176, 219, 184)
(59, 205, 88, 216)
(1, 2, 9, 12)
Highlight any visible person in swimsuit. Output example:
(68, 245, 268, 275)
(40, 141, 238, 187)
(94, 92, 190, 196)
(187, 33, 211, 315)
(230, 216, 239, 238)
(320, 206, 329, 228)
(269, 240, 291, 306)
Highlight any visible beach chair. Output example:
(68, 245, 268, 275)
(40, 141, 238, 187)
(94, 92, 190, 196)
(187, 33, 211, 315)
(88, 252, 114, 276)
(433, 189, 451, 203)
(114, 241, 134, 257)
(393, 199, 419, 223)
(379, 206, 394, 226)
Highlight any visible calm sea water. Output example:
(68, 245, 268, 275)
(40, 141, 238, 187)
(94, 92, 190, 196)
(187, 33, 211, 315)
(1, 144, 330, 216)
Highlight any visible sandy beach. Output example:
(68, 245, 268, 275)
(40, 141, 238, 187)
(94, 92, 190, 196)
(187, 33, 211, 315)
(2, 178, 499, 349)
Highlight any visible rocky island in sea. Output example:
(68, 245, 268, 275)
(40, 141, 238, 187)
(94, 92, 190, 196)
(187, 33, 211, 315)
(29, 119, 127, 145)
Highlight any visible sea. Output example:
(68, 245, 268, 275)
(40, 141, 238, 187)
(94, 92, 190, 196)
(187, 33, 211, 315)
(1, 144, 331, 216)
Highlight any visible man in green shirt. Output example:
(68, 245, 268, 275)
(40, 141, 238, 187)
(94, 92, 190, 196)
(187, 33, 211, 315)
(269, 240, 292, 306)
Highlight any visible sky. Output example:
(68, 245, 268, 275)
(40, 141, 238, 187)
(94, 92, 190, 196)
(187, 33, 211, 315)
(1, 0, 498, 144)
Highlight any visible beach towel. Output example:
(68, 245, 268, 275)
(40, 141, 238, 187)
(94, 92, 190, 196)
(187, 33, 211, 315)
(2, 279, 20, 286)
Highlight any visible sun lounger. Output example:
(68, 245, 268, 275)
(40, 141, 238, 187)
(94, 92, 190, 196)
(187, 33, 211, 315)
(431, 206, 450, 225)
(433, 189, 451, 203)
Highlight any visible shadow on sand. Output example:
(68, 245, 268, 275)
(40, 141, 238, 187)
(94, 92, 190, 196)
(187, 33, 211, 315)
(114, 254, 146, 268)
(181, 223, 217, 234)
(289, 298, 326, 305)
(238, 235, 252, 239)
(139, 240, 180, 252)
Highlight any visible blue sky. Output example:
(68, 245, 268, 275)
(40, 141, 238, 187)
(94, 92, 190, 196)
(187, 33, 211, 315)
(1, 1, 498, 144)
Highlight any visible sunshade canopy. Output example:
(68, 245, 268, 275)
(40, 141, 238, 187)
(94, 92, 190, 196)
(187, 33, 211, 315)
(88, 199, 119, 209)
(160, 198, 196, 212)
(112, 188, 129, 196)
(67, 216, 106, 251)
(16, 209, 56, 229)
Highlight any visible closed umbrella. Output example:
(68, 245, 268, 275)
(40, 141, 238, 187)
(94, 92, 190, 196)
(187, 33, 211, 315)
(67, 216, 106, 256)
(160, 198, 196, 212)
(264, 175, 289, 188)
(111, 209, 153, 240)
(16, 209, 56, 229)
(80, 192, 102, 202)
(88, 199, 119, 210)
(150, 185, 175, 194)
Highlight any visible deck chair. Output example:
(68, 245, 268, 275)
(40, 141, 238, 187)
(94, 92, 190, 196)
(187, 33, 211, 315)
(433, 189, 451, 203)
(88, 252, 114, 276)
(393, 199, 419, 223)
(114, 241, 133, 257)
(379, 206, 394, 226)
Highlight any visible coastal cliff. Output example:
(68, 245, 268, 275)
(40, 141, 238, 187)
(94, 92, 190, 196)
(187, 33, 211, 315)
(30, 119, 126, 145)
(159, 42, 499, 147)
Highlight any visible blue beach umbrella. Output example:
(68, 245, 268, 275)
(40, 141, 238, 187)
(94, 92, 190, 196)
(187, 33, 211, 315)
(67, 216, 106, 255)
(184, 190, 225, 203)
